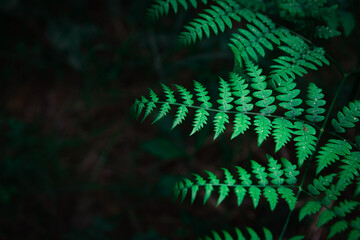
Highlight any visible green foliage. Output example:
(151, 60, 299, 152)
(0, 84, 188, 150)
(135, 0, 360, 239)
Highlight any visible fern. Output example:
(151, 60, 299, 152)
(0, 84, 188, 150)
(134, 0, 360, 239)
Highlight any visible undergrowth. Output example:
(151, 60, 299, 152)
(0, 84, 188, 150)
(133, 0, 360, 239)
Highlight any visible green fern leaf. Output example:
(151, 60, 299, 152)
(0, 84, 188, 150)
(263, 227, 273, 240)
(252, 160, 268, 186)
(175, 84, 194, 106)
(264, 186, 278, 211)
(293, 121, 317, 166)
(305, 82, 326, 122)
(299, 200, 322, 221)
(315, 25, 341, 39)
(276, 81, 303, 118)
(236, 166, 252, 186)
(230, 72, 253, 112)
(332, 99, 360, 133)
(218, 77, 234, 111)
(317, 209, 336, 227)
(192, 173, 206, 204)
(333, 200, 359, 218)
(194, 80, 212, 108)
(191, 108, 209, 135)
(272, 118, 294, 152)
(254, 115, 273, 146)
(246, 227, 260, 240)
(267, 155, 284, 185)
(231, 113, 251, 140)
(249, 186, 261, 208)
(338, 151, 360, 189)
(204, 184, 214, 205)
(278, 187, 297, 210)
(213, 112, 229, 140)
(234, 186, 246, 206)
(322, 185, 340, 206)
(348, 230, 360, 240)
(172, 105, 188, 129)
(247, 62, 276, 114)
(316, 139, 352, 174)
(307, 174, 336, 196)
(217, 185, 230, 206)
(162, 83, 176, 103)
(142, 89, 159, 121)
(282, 158, 299, 185)
(328, 220, 348, 239)
(152, 102, 171, 123)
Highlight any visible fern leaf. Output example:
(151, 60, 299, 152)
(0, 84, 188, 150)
(264, 186, 278, 211)
(142, 89, 159, 121)
(333, 200, 359, 218)
(213, 112, 229, 139)
(332, 99, 360, 133)
(218, 77, 234, 111)
(236, 166, 252, 186)
(254, 115, 273, 146)
(322, 185, 340, 206)
(315, 25, 341, 39)
(282, 158, 299, 185)
(272, 118, 294, 152)
(217, 185, 230, 206)
(247, 62, 276, 114)
(317, 209, 336, 227)
(267, 155, 285, 185)
(231, 113, 251, 140)
(152, 103, 171, 123)
(305, 83, 326, 122)
(348, 229, 360, 240)
(293, 122, 317, 166)
(315, 139, 352, 174)
(175, 84, 194, 106)
(252, 160, 268, 186)
(276, 81, 303, 118)
(307, 174, 336, 196)
(278, 187, 297, 210)
(190, 108, 209, 135)
(337, 151, 360, 189)
(234, 186, 246, 206)
(249, 186, 261, 208)
(328, 220, 348, 239)
(179, 1, 241, 46)
(172, 105, 188, 129)
(299, 200, 322, 221)
(230, 72, 253, 112)
(204, 184, 214, 205)
(246, 227, 260, 240)
(194, 80, 212, 108)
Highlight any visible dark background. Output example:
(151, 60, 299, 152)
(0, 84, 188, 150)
(0, 0, 359, 239)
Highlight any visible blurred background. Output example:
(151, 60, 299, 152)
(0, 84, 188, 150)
(0, 0, 359, 239)
(0, 0, 238, 239)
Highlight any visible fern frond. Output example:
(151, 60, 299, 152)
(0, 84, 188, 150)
(337, 151, 360, 189)
(308, 174, 336, 196)
(299, 200, 322, 221)
(328, 220, 348, 239)
(270, 36, 329, 84)
(332, 99, 360, 133)
(174, 157, 298, 209)
(199, 226, 274, 240)
(147, 0, 207, 21)
(229, 16, 286, 65)
(315, 25, 341, 39)
(293, 121, 317, 167)
(231, 113, 251, 140)
(305, 82, 326, 122)
(315, 139, 352, 175)
(179, 1, 253, 46)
